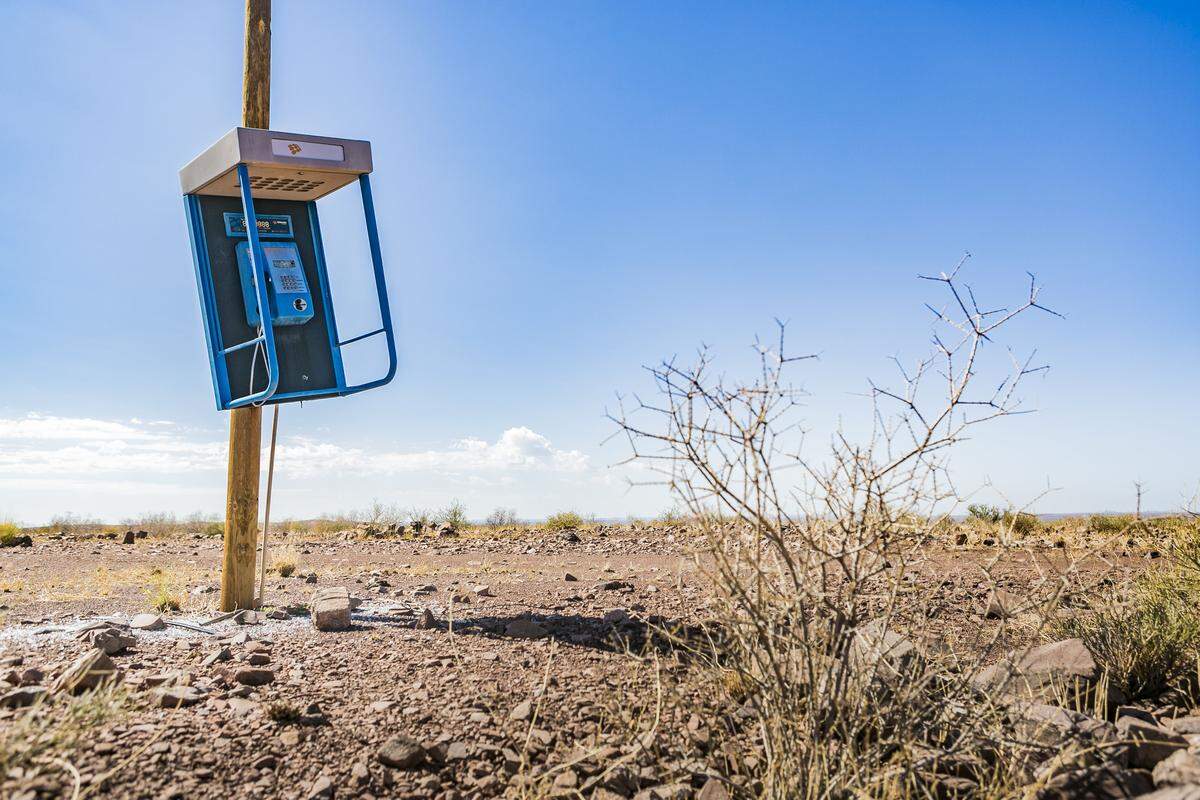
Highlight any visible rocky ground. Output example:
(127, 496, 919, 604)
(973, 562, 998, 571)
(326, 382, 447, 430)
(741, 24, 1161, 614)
(1, 525, 1198, 800)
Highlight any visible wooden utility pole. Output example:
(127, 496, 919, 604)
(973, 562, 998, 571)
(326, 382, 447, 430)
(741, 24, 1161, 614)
(221, 0, 272, 611)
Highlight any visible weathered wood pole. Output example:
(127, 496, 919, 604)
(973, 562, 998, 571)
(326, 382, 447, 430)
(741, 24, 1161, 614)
(221, 0, 271, 611)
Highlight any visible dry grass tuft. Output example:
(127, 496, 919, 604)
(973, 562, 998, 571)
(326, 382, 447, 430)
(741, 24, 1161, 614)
(271, 544, 300, 577)
(145, 569, 184, 612)
(0, 684, 128, 793)
(0, 520, 23, 546)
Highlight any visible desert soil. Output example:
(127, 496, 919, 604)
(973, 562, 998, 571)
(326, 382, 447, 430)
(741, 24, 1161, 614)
(0, 527, 1149, 800)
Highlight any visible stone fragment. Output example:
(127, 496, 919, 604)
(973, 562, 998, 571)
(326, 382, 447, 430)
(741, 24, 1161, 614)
(82, 626, 136, 656)
(310, 587, 352, 632)
(0, 686, 47, 708)
(130, 613, 165, 631)
(1116, 716, 1187, 769)
(306, 775, 334, 799)
(1138, 789, 1200, 800)
(378, 734, 426, 769)
(975, 638, 1100, 702)
(1165, 715, 1200, 735)
(227, 697, 259, 716)
(984, 589, 1017, 619)
(233, 667, 275, 686)
(1153, 749, 1200, 787)
(564, 573, 578, 582)
(252, 754, 277, 770)
(154, 685, 205, 708)
(52, 649, 118, 694)
(202, 647, 232, 667)
(849, 619, 921, 677)
(121, 530, 136, 544)
(510, 700, 532, 721)
(697, 777, 731, 800)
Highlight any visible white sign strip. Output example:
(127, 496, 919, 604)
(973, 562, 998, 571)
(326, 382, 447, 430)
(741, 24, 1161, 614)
(271, 139, 345, 161)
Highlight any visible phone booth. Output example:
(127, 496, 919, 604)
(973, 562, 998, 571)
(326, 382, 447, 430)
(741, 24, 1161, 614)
(180, 127, 396, 410)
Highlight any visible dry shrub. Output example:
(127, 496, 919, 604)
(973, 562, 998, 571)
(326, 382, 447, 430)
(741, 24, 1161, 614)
(271, 544, 300, 577)
(613, 258, 1087, 798)
(485, 507, 520, 529)
(1054, 530, 1200, 700)
(544, 511, 585, 531)
(0, 520, 22, 546)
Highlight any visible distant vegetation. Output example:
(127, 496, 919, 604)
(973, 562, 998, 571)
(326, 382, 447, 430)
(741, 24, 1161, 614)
(0, 520, 22, 547)
(543, 511, 585, 531)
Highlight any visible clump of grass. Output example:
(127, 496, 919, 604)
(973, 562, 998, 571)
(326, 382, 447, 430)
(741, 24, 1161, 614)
(145, 570, 184, 613)
(266, 701, 303, 724)
(655, 507, 691, 527)
(0, 683, 128, 780)
(1002, 509, 1040, 536)
(544, 511, 584, 531)
(437, 500, 469, 531)
(1053, 530, 1200, 700)
(1088, 513, 1137, 534)
(271, 545, 299, 577)
(0, 520, 22, 546)
(967, 504, 1004, 524)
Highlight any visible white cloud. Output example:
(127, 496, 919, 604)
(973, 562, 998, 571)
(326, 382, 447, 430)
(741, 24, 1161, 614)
(0, 413, 589, 483)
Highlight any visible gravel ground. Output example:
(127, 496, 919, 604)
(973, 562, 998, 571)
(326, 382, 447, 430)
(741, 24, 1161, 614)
(0, 527, 1151, 800)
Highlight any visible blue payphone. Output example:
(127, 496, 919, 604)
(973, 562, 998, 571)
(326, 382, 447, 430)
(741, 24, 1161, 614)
(180, 128, 396, 410)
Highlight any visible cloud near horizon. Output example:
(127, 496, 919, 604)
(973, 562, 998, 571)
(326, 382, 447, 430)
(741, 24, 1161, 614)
(0, 413, 590, 487)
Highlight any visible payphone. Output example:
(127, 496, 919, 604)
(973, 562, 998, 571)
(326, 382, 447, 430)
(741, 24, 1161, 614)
(181, 128, 396, 410)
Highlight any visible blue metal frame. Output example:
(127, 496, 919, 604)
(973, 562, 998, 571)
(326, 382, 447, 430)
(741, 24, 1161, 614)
(184, 164, 397, 410)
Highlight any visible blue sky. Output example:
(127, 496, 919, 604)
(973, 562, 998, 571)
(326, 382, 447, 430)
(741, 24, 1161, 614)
(1, 1, 1197, 524)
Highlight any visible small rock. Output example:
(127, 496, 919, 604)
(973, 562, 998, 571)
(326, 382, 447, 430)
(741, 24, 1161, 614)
(154, 685, 205, 708)
(1116, 716, 1187, 769)
(1153, 749, 1200, 787)
(697, 777, 730, 800)
(311, 587, 352, 632)
(233, 667, 275, 686)
(121, 530, 136, 544)
(252, 754, 277, 770)
(416, 609, 437, 630)
(510, 700, 532, 721)
(202, 647, 232, 667)
(52, 649, 118, 694)
(472, 585, 493, 597)
(306, 775, 334, 799)
(130, 613, 165, 631)
(227, 697, 259, 716)
(0, 686, 47, 708)
(984, 589, 1017, 619)
(564, 573, 579, 582)
(1166, 716, 1200, 735)
(84, 627, 136, 656)
(378, 734, 426, 769)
